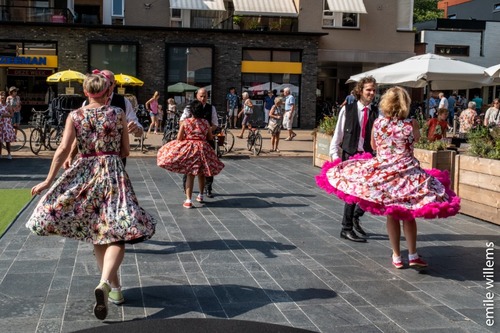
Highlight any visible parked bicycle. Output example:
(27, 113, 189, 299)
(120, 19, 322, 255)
(162, 111, 181, 145)
(47, 111, 66, 151)
(134, 104, 150, 153)
(246, 121, 263, 156)
(29, 109, 52, 155)
(214, 112, 235, 157)
(2, 127, 26, 151)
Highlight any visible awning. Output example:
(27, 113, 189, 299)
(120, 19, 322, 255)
(326, 0, 367, 14)
(233, 0, 298, 17)
(170, 0, 225, 11)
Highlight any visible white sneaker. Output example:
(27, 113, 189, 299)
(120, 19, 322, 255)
(6, 154, 12, 160)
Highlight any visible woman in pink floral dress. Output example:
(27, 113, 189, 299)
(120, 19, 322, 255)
(157, 100, 224, 208)
(317, 87, 460, 269)
(0, 92, 16, 159)
(26, 73, 156, 320)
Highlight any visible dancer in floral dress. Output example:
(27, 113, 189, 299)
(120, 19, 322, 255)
(157, 100, 224, 208)
(317, 86, 460, 269)
(0, 92, 15, 159)
(26, 73, 156, 320)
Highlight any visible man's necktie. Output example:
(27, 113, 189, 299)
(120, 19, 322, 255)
(361, 106, 369, 139)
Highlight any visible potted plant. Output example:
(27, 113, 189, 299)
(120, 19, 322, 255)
(454, 125, 500, 225)
(312, 115, 337, 167)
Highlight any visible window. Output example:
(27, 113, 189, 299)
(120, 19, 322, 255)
(170, 9, 182, 27)
(322, 0, 359, 28)
(242, 50, 301, 62)
(89, 42, 138, 76)
(494, 3, 500, 11)
(112, 0, 124, 17)
(448, 14, 457, 19)
(435, 45, 469, 57)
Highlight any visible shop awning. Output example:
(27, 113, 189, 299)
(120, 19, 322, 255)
(232, 0, 298, 17)
(170, 0, 225, 11)
(326, 0, 367, 14)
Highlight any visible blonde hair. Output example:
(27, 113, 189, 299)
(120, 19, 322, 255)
(124, 94, 138, 110)
(378, 86, 411, 119)
(274, 97, 282, 105)
(83, 74, 110, 97)
(167, 98, 175, 104)
(242, 91, 249, 99)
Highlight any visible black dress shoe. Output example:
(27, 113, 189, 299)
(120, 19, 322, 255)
(340, 230, 367, 243)
(353, 218, 367, 236)
(206, 190, 214, 198)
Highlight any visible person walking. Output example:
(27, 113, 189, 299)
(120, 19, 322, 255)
(317, 86, 460, 268)
(157, 100, 224, 208)
(146, 91, 160, 135)
(268, 96, 283, 152)
(236, 91, 253, 139)
(6, 86, 21, 135)
(283, 87, 297, 141)
(0, 91, 15, 159)
(179, 88, 219, 198)
(226, 87, 239, 129)
(264, 89, 276, 128)
(26, 73, 156, 320)
(327, 76, 379, 242)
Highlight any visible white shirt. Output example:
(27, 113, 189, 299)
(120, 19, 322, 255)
(180, 103, 218, 126)
(329, 101, 372, 160)
(439, 97, 448, 110)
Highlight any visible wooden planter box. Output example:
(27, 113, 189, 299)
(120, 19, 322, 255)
(313, 132, 332, 168)
(414, 148, 456, 189)
(454, 155, 500, 225)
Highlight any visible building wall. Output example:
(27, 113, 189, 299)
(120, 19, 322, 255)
(0, 23, 320, 128)
(124, 0, 169, 27)
(444, 0, 500, 20)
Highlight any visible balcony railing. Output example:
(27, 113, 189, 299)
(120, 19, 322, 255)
(0, 6, 74, 24)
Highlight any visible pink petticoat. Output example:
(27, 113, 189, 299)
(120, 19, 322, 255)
(315, 153, 461, 221)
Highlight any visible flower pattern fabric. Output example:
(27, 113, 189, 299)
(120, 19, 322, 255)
(26, 106, 156, 245)
(157, 117, 224, 176)
(0, 105, 16, 142)
(458, 108, 477, 134)
(316, 117, 460, 220)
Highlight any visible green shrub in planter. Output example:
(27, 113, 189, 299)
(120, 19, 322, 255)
(467, 125, 500, 160)
(317, 115, 338, 136)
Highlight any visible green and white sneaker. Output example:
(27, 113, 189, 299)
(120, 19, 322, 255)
(108, 289, 125, 305)
(94, 280, 111, 320)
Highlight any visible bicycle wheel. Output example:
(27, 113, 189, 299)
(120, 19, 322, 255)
(48, 128, 62, 150)
(247, 133, 254, 151)
(253, 133, 263, 156)
(223, 130, 235, 154)
(30, 128, 43, 155)
(162, 130, 177, 145)
(8, 128, 27, 151)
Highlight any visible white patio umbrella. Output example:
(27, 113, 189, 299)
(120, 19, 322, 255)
(484, 64, 500, 78)
(347, 53, 492, 90)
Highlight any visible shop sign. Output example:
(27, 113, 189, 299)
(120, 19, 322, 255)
(0, 55, 58, 68)
(7, 69, 54, 76)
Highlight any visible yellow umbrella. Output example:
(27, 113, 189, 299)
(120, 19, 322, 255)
(114, 74, 144, 87)
(46, 69, 86, 87)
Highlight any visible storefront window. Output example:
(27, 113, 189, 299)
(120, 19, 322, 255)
(166, 45, 213, 103)
(89, 42, 138, 76)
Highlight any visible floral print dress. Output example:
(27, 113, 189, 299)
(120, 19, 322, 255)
(157, 117, 224, 176)
(0, 105, 16, 142)
(26, 106, 156, 245)
(316, 117, 460, 220)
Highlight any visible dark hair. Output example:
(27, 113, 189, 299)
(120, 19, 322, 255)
(190, 100, 204, 118)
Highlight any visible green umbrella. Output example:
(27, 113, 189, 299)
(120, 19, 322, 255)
(167, 82, 199, 93)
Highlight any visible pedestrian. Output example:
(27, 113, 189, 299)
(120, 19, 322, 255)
(157, 104, 164, 132)
(6, 86, 21, 135)
(458, 101, 477, 136)
(472, 94, 483, 114)
(25, 73, 156, 320)
(0, 91, 15, 159)
(157, 100, 224, 208)
(268, 96, 283, 152)
(447, 93, 457, 128)
(427, 92, 438, 118)
(340, 90, 356, 108)
(283, 87, 297, 141)
(483, 98, 500, 127)
(426, 108, 449, 142)
(179, 88, 219, 198)
(264, 89, 276, 127)
(327, 76, 379, 243)
(167, 98, 177, 130)
(317, 86, 460, 268)
(146, 91, 160, 135)
(236, 91, 253, 139)
(226, 87, 239, 129)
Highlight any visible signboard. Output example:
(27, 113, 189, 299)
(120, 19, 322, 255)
(7, 69, 54, 76)
(0, 55, 58, 68)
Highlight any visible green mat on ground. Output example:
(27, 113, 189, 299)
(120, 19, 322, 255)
(0, 189, 32, 236)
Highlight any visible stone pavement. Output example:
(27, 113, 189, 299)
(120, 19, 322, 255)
(0, 155, 499, 333)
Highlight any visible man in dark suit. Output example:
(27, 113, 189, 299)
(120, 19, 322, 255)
(328, 76, 378, 242)
(180, 88, 219, 198)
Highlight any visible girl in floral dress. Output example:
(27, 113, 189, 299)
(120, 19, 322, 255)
(0, 92, 15, 159)
(317, 87, 460, 269)
(157, 100, 224, 208)
(26, 73, 156, 320)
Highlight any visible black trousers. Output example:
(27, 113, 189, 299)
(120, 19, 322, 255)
(340, 150, 365, 231)
(182, 139, 215, 192)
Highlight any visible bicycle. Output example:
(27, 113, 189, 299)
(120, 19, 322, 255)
(47, 111, 66, 151)
(29, 109, 52, 155)
(2, 127, 26, 152)
(162, 111, 181, 145)
(246, 121, 263, 156)
(214, 112, 235, 157)
(134, 105, 150, 153)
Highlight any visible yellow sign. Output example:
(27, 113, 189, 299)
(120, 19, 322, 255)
(241, 61, 302, 74)
(0, 55, 58, 68)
